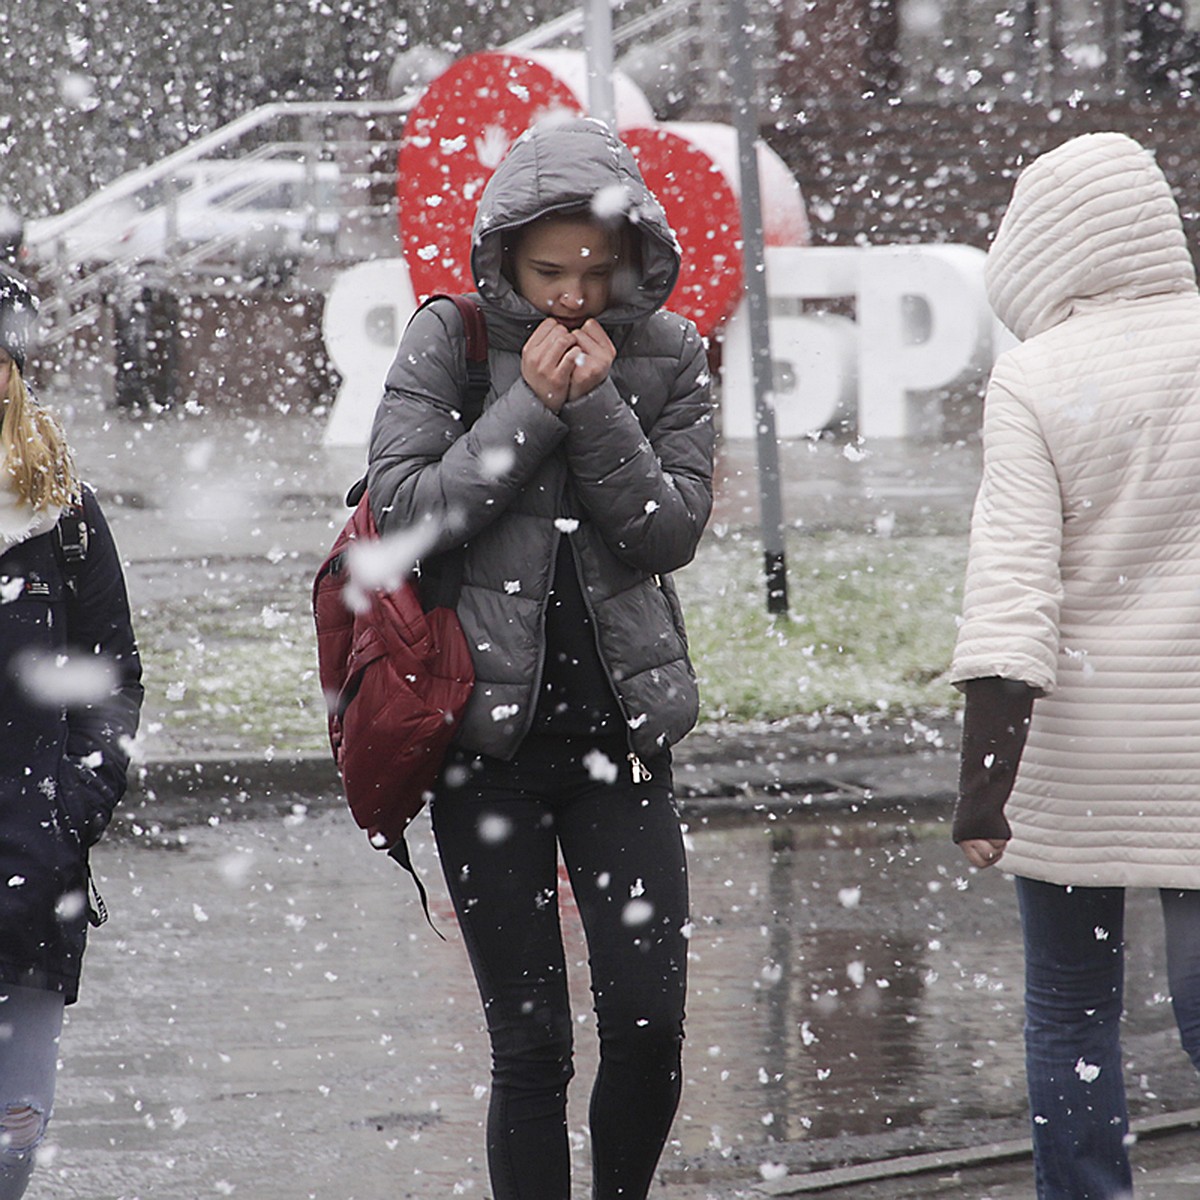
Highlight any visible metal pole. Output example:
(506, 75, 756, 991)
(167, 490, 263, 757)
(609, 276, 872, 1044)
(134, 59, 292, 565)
(1035, 0, 1057, 102)
(727, 0, 789, 614)
(582, 0, 617, 127)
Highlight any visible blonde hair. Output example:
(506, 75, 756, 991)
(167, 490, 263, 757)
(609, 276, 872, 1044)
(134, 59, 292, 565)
(2, 361, 79, 510)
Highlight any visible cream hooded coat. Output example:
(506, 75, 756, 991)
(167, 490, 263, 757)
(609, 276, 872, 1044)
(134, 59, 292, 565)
(951, 132, 1200, 888)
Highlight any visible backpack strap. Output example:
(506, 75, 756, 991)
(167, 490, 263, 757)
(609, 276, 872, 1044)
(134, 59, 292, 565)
(344, 293, 489, 509)
(389, 839, 446, 941)
(422, 292, 490, 428)
(53, 501, 89, 601)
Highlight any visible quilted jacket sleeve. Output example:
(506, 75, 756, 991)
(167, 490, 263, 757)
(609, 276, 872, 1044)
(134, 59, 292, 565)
(558, 317, 714, 574)
(951, 355, 1063, 693)
(367, 300, 567, 552)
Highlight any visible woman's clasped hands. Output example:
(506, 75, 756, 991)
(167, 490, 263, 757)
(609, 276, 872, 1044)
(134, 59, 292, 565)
(522, 317, 615, 413)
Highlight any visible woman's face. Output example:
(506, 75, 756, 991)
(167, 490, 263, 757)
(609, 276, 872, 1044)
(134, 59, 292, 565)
(0, 350, 11, 399)
(510, 217, 618, 329)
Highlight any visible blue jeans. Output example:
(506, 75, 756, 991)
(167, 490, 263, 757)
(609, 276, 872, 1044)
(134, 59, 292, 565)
(0, 984, 65, 1200)
(1016, 878, 1200, 1200)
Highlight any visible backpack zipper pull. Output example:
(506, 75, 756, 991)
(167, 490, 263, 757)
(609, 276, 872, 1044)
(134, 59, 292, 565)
(628, 752, 652, 784)
(86, 864, 108, 928)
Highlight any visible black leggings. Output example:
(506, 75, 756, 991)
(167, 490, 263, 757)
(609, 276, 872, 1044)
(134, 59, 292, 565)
(432, 734, 689, 1200)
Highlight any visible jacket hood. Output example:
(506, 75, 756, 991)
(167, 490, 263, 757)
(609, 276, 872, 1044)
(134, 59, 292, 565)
(986, 132, 1197, 341)
(470, 117, 681, 325)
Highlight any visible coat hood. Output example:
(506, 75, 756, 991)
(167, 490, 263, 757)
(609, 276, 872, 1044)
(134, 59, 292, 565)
(985, 132, 1197, 342)
(470, 117, 681, 325)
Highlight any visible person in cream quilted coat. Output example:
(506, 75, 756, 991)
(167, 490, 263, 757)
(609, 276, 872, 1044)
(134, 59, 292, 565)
(950, 132, 1200, 1198)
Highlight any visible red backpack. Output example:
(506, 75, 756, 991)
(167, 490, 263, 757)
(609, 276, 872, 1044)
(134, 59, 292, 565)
(312, 295, 488, 886)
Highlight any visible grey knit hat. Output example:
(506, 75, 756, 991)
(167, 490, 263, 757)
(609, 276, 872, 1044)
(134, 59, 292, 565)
(0, 270, 38, 374)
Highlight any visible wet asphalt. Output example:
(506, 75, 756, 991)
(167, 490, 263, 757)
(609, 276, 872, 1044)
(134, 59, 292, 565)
(26, 394, 1199, 1197)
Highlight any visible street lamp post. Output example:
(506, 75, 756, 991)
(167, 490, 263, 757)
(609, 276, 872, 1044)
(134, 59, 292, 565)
(582, 0, 617, 126)
(727, 0, 789, 613)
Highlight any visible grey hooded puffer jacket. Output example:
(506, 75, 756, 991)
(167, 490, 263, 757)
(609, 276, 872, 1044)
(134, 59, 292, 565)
(368, 118, 715, 761)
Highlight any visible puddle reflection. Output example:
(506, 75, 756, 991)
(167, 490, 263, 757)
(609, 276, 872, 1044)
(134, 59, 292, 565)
(677, 811, 1195, 1175)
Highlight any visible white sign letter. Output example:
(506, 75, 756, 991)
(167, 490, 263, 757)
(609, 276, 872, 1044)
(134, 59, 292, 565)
(855, 245, 991, 438)
(321, 258, 416, 447)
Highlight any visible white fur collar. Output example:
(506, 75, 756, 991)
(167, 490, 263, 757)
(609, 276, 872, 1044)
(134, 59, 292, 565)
(0, 472, 62, 552)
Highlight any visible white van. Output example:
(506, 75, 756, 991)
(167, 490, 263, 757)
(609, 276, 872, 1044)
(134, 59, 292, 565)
(28, 158, 340, 270)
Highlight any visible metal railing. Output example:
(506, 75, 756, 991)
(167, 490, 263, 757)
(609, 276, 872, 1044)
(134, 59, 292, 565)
(27, 98, 420, 343)
(27, 0, 722, 348)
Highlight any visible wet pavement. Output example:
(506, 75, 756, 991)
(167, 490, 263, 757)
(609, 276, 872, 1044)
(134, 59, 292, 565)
(27, 393, 1199, 1196)
(41, 803, 1200, 1199)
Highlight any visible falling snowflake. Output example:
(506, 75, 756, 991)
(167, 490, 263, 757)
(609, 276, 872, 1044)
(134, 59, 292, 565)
(591, 183, 631, 220)
(15, 651, 118, 706)
(260, 605, 287, 630)
(582, 748, 618, 783)
(480, 447, 516, 478)
(478, 813, 513, 845)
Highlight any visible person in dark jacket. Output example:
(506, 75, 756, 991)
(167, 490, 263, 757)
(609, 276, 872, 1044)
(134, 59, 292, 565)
(0, 271, 142, 1198)
(367, 117, 714, 1200)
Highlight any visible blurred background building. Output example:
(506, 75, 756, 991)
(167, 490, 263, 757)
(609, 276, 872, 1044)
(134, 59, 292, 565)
(1, 0, 1197, 407)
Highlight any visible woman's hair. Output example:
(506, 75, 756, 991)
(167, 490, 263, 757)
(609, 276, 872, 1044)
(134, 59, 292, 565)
(501, 207, 638, 298)
(2, 360, 79, 510)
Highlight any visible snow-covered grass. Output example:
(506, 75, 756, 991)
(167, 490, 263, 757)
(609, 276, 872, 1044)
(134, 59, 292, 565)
(678, 529, 967, 722)
(132, 531, 967, 760)
(134, 574, 325, 759)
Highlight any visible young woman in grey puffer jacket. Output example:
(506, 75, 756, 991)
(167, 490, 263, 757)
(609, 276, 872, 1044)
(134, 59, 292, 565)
(367, 117, 714, 1199)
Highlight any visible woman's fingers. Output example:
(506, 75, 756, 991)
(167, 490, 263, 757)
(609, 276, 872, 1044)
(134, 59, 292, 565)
(522, 319, 576, 410)
(958, 838, 1008, 870)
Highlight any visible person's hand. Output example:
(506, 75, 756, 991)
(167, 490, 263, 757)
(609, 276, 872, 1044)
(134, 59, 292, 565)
(522, 318, 578, 412)
(959, 838, 1008, 870)
(565, 318, 615, 401)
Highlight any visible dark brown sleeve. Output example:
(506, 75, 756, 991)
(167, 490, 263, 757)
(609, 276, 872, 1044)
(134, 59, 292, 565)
(952, 677, 1036, 843)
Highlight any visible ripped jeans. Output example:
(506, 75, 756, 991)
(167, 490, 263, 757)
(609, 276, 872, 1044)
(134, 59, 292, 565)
(0, 985, 65, 1200)
(1016, 879, 1200, 1200)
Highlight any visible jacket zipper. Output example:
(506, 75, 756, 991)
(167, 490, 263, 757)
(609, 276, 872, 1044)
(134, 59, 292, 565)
(512, 533, 558, 749)
(564, 529, 654, 783)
